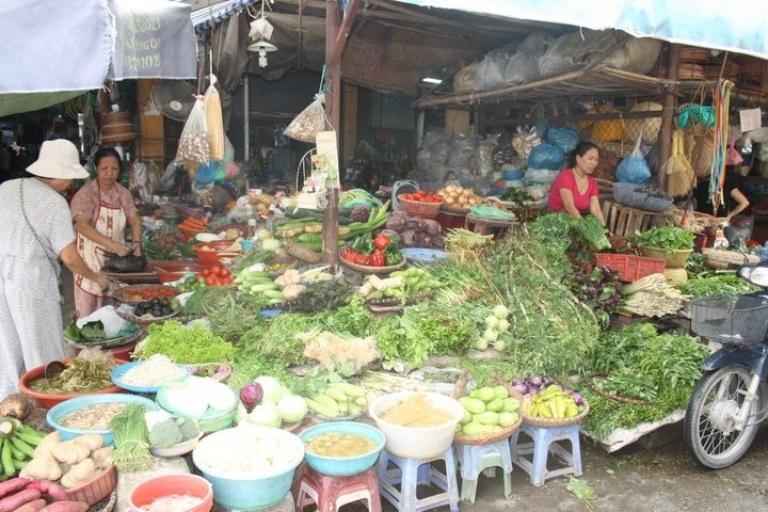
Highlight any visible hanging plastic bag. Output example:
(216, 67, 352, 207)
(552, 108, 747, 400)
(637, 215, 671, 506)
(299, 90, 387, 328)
(726, 133, 744, 166)
(204, 76, 224, 160)
(175, 96, 210, 166)
(615, 135, 651, 184)
(284, 93, 328, 143)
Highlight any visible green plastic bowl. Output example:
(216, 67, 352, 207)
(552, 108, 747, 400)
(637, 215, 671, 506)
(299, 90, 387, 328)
(299, 421, 385, 476)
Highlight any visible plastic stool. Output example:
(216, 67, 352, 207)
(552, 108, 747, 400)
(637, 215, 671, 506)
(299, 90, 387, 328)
(377, 447, 459, 512)
(292, 463, 382, 512)
(509, 423, 583, 486)
(454, 438, 514, 504)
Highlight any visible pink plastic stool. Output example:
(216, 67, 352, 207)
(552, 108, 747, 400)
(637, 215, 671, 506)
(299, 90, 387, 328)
(292, 463, 382, 512)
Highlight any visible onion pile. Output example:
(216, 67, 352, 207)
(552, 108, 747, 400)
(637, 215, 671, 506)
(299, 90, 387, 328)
(436, 185, 484, 209)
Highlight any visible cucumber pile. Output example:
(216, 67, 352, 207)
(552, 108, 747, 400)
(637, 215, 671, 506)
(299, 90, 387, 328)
(457, 385, 520, 436)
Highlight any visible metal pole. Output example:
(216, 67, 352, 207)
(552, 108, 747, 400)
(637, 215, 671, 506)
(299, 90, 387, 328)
(243, 77, 250, 162)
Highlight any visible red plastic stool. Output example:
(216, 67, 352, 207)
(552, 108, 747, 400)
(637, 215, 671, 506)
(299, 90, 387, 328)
(292, 463, 382, 512)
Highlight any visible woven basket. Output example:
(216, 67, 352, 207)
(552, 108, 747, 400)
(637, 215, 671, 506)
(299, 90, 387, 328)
(340, 257, 407, 274)
(679, 46, 712, 63)
(521, 399, 590, 428)
(64, 327, 142, 350)
(284, 240, 323, 264)
(585, 373, 649, 406)
(663, 267, 688, 285)
(454, 416, 523, 445)
(440, 203, 471, 215)
(703, 62, 739, 82)
(638, 246, 693, 268)
(66, 464, 118, 505)
(677, 63, 706, 81)
(91, 489, 117, 512)
(399, 195, 442, 219)
(623, 101, 663, 145)
(702, 248, 761, 269)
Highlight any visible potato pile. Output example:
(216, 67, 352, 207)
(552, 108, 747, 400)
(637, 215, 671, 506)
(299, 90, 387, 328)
(436, 184, 484, 210)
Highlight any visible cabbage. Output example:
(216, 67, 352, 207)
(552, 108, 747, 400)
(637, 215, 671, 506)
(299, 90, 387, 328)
(247, 402, 282, 428)
(277, 395, 308, 424)
(254, 376, 283, 404)
(163, 385, 208, 419)
(262, 238, 281, 252)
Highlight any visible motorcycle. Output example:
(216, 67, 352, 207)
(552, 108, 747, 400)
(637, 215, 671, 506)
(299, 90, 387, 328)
(684, 226, 768, 469)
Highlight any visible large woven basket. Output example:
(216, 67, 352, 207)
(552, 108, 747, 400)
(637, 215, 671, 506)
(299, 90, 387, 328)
(702, 248, 761, 269)
(399, 195, 442, 219)
(340, 257, 407, 274)
(285, 240, 323, 264)
(638, 246, 693, 268)
(66, 464, 118, 506)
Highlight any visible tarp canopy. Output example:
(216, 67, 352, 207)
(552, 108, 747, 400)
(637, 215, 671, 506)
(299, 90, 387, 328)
(399, 0, 768, 61)
(0, 0, 197, 117)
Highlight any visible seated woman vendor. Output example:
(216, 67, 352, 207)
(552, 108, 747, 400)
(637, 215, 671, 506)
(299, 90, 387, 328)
(693, 165, 750, 222)
(547, 141, 606, 225)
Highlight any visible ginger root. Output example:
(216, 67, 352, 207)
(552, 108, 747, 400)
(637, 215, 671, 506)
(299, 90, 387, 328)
(52, 439, 91, 465)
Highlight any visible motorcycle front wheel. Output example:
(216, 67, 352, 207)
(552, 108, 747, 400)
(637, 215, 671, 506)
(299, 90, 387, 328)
(684, 365, 760, 469)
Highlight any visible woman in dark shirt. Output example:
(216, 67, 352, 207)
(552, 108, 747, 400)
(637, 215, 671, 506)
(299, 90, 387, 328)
(694, 166, 750, 221)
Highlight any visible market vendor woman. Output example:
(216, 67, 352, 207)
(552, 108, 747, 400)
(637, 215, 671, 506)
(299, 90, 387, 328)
(547, 141, 606, 225)
(70, 147, 142, 318)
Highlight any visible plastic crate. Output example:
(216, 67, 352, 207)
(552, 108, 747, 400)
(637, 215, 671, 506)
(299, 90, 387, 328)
(595, 253, 666, 282)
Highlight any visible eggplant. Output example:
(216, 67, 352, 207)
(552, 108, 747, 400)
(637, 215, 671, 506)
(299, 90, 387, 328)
(104, 255, 148, 273)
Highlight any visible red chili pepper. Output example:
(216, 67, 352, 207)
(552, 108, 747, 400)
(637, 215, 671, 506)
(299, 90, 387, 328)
(369, 249, 386, 267)
(373, 233, 391, 251)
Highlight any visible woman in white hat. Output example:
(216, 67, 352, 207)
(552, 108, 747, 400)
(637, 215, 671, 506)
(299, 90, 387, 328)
(0, 139, 109, 398)
(70, 147, 142, 318)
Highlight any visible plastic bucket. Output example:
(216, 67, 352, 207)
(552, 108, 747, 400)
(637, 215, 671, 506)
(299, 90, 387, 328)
(130, 474, 213, 512)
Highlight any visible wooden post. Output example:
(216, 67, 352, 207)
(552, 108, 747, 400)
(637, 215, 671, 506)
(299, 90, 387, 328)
(342, 82, 358, 169)
(323, 0, 362, 266)
(658, 44, 680, 191)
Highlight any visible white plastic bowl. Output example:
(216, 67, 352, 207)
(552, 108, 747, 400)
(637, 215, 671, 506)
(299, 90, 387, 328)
(368, 392, 464, 459)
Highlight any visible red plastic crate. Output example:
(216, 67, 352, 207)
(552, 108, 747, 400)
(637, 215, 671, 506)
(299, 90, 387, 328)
(595, 253, 666, 282)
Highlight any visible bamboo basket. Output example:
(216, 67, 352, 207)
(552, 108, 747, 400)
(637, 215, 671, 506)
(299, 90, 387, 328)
(663, 267, 688, 286)
(701, 248, 761, 269)
(585, 373, 649, 406)
(521, 399, 590, 428)
(66, 464, 118, 506)
(454, 387, 524, 445)
(679, 46, 712, 63)
(677, 63, 706, 81)
(340, 257, 407, 274)
(638, 246, 693, 268)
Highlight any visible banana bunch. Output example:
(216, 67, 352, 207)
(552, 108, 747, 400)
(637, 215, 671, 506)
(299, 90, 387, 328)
(305, 382, 367, 419)
(0, 417, 45, 480)
(526, 385, 582, 420)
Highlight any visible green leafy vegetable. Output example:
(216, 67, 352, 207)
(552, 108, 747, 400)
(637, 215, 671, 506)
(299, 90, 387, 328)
(137, 321, 235, 363)
(80, 320, 106, 341)
(629, 225, 694, 252)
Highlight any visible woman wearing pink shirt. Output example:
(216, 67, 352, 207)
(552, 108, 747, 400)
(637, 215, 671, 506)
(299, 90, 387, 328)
(547, 141, 606, 225)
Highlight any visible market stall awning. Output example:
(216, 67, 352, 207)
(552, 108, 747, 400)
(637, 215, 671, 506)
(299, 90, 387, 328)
(0, 0, 197, 117)
(397, 0, 768, 60)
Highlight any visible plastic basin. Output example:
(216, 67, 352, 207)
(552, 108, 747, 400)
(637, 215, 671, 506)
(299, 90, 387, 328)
(18, 358, 127, 409)
(192, 426, 304, 511)
(298, 421, 385, 477)
(368, 392, 464, 459)
(194, 241, 239, 265)
(156, 380, 238, 433)
(155, 262, 212, 283)
(46, 393, 158, 445)
(130, 474, 213, 512)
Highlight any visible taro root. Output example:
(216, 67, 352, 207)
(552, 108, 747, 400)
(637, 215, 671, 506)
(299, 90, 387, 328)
(0, 393, 33, 420)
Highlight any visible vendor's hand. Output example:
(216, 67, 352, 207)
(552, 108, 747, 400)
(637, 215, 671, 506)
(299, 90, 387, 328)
(95, 272, 110, 290)
(110, 241, 130, 256)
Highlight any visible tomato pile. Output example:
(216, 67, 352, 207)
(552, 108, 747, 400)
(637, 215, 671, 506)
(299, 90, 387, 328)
(200, 265, 234, 286)
(400, 189, 443, 203)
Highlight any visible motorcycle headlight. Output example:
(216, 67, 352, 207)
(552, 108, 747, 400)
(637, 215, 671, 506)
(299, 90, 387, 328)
(740, 265, 768, 288)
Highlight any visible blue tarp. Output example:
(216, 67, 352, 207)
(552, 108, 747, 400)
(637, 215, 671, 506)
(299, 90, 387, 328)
(398, 0, 768, 60)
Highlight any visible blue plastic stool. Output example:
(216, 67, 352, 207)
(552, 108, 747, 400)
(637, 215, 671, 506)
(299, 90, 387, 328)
(509, 423, 583, 486)
(453, 438, 514, 504)
(377, 447, 459, 512)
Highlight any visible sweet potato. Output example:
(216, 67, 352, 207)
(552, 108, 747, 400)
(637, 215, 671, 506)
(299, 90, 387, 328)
(24, 480, 67, 502)
(0, 488, 41, 512)
(38, 501, 89, 512)
(0, 477, 30, 500)
(11, 498, 46, 512)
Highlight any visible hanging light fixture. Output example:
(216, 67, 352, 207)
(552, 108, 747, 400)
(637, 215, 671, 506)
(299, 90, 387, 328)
(247, 40, 278, 68)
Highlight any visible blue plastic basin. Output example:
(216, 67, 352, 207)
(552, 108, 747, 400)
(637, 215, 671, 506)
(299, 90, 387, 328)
(299, 421, 385, 477)
(46, 393, 158, 446)
(192, 426, 305, 510)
